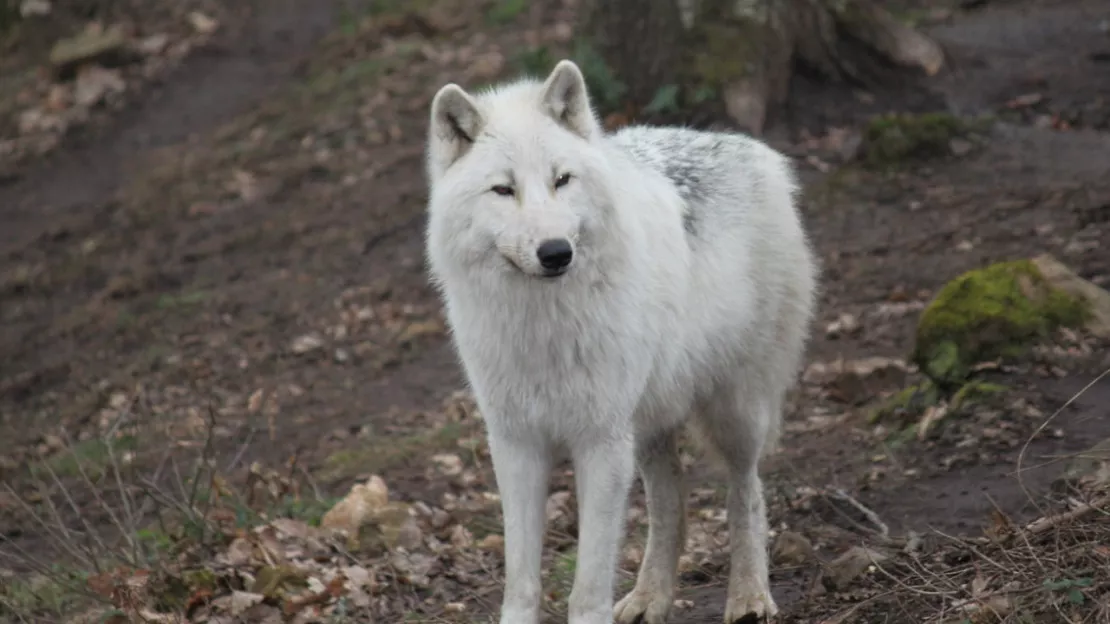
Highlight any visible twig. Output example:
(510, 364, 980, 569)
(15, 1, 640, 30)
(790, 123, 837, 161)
(931, 529, 1010, 576)
(1016, 367, 1110, 517)
(225, 423, 257, 473)
(1026, 495, 1110, 535)
(2, 483, 91, 568)
(58, 430, 139, 566)
(829, 487, 890, 540)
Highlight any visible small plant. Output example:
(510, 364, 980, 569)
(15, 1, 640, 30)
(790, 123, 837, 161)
(487, 0, 529, 25)
(512, 40, 627, 115)
(1043, 577, 1093, 606)
(643, 84, 681, 116)
(0, 1, 19, 36)
(862, 112, 983, 168)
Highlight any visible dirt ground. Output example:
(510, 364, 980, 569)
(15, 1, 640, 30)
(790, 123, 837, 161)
(1, 0, 1109, 622)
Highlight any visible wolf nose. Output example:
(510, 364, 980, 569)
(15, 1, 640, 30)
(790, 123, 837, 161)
(536, 238, 573, 271)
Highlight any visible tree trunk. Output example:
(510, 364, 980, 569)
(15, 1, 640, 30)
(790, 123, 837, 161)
(583, 0, 945, 134)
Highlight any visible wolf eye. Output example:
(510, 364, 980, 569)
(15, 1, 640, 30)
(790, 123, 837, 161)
(491, 185, 515, 197)
(554, 173, 572, 189)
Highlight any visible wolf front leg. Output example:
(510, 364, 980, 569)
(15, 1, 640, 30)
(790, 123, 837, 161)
(488, 431, 553, 624)
(567, 437, 637, 624)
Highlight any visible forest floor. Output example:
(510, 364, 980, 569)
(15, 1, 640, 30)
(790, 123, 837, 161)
(1, 0, 1108, 622)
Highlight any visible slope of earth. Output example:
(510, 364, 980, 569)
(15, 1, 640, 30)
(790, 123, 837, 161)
(1, 0, 1109, 622)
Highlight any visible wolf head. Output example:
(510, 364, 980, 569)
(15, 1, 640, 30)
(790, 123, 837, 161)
(425, 60, 612, 282)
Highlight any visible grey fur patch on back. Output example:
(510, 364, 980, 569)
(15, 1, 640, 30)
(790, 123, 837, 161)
(609, 126, 751, 239)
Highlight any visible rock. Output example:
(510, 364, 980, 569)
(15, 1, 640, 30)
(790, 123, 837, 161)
(17, 108, 66, 135)
(431, 453, 463, 477)
(320, 477, 389, 533)
(771, 531, 814, 566)
(74, 65, 125, 108)
(477, 533, 504, 553)
(49, 25, 131, 79)
(290, 333, 324, 355)
(135, 33, 170, 56)
(1032, 254, 1110, 338)
(43, 84, 71, 112)
(822, 546, 889, 591)
(188, 12, 219, 35)
(825, 312, 861, 339)
(20, 0, 51, 17)
(320, 476, 421, 552)
(949, 137, 974, 156)
(912, 259, 1089, 387)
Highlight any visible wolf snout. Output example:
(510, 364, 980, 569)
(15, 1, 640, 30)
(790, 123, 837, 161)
(536, 238, 573, 276)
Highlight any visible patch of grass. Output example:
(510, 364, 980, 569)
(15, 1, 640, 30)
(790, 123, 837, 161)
(486, 0, 529, 24)
(319, 422, 473, 483)
(869, 381, 940, 424)
(643, 84, 681, 116)
(862, 112, 986, 168)
(31, 435, 139, 480)
(156, 290, 208, 309)
(269, 494, 342, 527)
(513, 45, 557, 79)
(0, 569, 92, 620)
(546, 551, 577, 611)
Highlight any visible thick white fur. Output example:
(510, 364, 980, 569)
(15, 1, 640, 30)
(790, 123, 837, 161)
(425, 60, 818, 624)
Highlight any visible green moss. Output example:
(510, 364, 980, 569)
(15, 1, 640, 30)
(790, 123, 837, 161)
(868, 381, 940, 424)
(950, 380, 1007, 411)
(862, 112, 972, 167)
(913, 260, 1089, 387)
(319, 422, 469, 483)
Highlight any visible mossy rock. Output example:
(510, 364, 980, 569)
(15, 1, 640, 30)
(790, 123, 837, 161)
(913, 260, 1089, 387)
(862, 112, 978, 167)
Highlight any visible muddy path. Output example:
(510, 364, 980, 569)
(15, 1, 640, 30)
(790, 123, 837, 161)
(1, 0, 1109, 622)
(0, 0, 338, 249)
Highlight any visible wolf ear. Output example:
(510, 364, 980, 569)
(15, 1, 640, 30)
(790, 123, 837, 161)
(541, 60, 600, 140)
(428, 84, 484, 177)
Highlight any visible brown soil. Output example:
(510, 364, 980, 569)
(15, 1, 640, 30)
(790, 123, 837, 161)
(1, 0, 1109, 622)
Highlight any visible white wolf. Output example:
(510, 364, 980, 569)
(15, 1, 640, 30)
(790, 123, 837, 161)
(424, 60, 817, 624)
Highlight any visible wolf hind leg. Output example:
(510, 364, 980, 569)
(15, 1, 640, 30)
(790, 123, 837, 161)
(614, 427, 686, 624)
(695, 384, 780, 623)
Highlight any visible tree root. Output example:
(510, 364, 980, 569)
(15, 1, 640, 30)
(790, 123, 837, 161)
(720, 0, 945, 133)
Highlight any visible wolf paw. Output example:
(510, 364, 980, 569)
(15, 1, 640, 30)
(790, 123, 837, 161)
(723, 589, 778, 624)
(613, 587, 673, 624)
